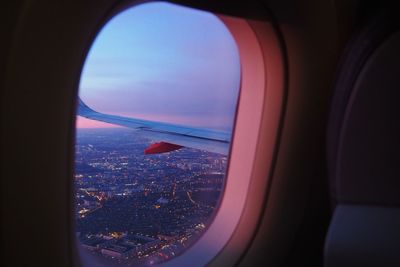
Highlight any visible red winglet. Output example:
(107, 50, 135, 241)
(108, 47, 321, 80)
(144, 142, 183, 154)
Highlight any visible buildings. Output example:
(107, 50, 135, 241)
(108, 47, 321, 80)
(75, 128, 226, 263)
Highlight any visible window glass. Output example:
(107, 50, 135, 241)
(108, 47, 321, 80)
(75, 2, 240, 265)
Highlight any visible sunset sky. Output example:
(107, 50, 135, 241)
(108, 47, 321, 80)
(77, 2, 240, 130)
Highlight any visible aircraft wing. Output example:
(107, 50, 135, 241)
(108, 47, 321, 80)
(77, 98, 230, 155)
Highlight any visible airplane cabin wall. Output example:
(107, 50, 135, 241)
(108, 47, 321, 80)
(0, 1, 362, 267)
(1, 1, 115, 266)
(239, 0, 359, 266)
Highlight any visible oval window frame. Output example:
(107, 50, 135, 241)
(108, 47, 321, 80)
(73, 2, 285, 267)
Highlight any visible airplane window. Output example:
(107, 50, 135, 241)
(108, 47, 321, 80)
(75, 2, 240, 266)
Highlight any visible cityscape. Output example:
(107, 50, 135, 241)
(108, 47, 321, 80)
(75, 128, 228, 265)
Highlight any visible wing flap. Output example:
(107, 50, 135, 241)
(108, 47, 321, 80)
(144, 142, 183, 154)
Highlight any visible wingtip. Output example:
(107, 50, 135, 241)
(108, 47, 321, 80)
(77, 98, 97, 116)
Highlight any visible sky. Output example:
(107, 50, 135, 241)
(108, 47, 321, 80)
(77, 2, 241, 131)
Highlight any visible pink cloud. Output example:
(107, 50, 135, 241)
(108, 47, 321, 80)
(76, 116, 122, 128)
(76, 113, 231, 130)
